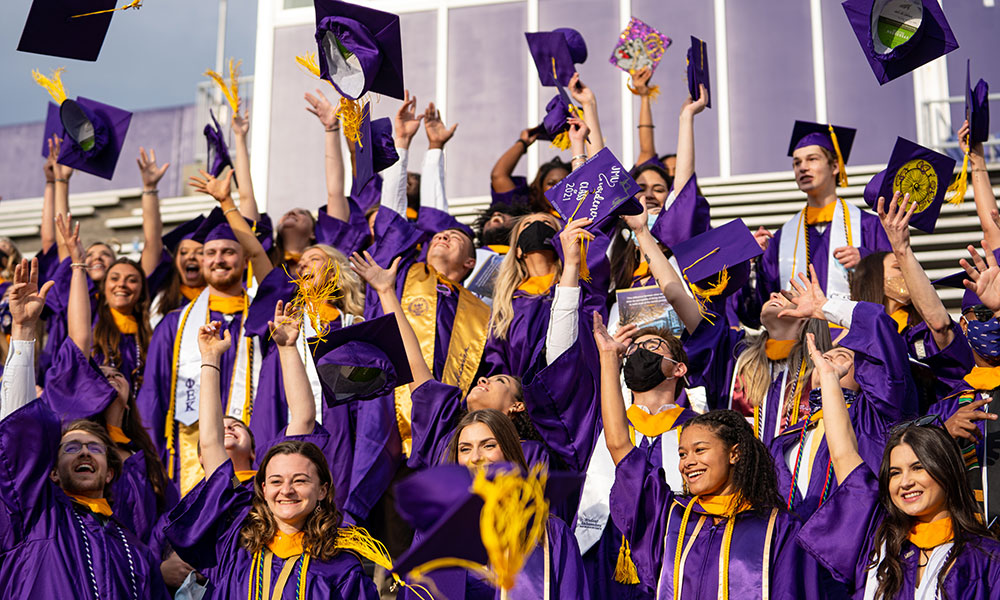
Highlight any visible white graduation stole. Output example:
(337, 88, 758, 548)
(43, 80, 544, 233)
(778, 199, 861, 301)
(171, 288, 262, 426)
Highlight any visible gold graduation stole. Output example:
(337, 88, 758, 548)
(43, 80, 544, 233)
(394, 263, 490, 456)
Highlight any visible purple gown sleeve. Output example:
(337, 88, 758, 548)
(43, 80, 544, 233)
(857, 210, 891, 259)
(137, 313, 180, 457)
(649, 173, 712, 250)
(41, 339, 118, 421)
(909, 321, 976, 415)
(315, 200, 372, 257)
(34, 243, 60, 284)
(681, 309, 746, 411)
(244, 266, 295, 339)
(145, 249, 175, 299)
(407, 380, 463, 470)
(0, 399, 62, 540)
(491, 176, 530, 206)
(367, 207, 424, 269)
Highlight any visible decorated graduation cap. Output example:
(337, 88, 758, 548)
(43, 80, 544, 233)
(863, 137, 955, 233)
(788, 120, 857, 188)
(393, 464, 582, 592)
(672, 218, 763, 322)
(526, 28, 587, 88)
(842, 0, 959, 85)
(313, 0, 405, 102)
(610, 17, 669, 76)
(307, 313, 412, 404)
(204, 109, 233, 178)
(545, 147, 643, 231)
(351, 108, 399, 199)
(17, 0, 139, 62)
(686, 36, 711, 108)
(162, 215, 207, 254)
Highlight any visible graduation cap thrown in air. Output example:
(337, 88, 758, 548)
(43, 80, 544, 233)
(204, 109, 233, 178)
(863, 137, 955, 234)
(526, 28, 588, 88)
(544, 147, 643, 233)
(18, 0, 121, 62)
(56, 97, 132, 180)
(351, 108, 399, 199)
(686, 36, 711, 108)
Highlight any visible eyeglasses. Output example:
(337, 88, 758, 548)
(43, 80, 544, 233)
(963, 305, 996, 323)
(890, 414, 943, 435)
(625, 338, 677, 359)
(59, 441, 107, 455)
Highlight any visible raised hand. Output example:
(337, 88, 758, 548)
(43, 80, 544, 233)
(197, 321, 232, 360)
(394, 90, 423, 149)
(189, 169, 234, 203)
(44, 135, 62, 183)
(137, 147, 170, 190)
(519, 127, 540, 148)
(622, 202, 649, 234)
(806, 332, 839, 379)
(8, 258, 55, 330)
(957, 119, 972, 156)
(268, 300, 301, 347)
(778, 264, 827, 320)
(877, 191, 917, 253)
(629, 66, 653, 96)
(54, 213, 85, 264)
(753, 226, 774, 252)
(568, 72, 595, 107)
(423, 102, 458, 150)
(559, 217, 595, 268)
(593, 312, 627, 357)
(682, 83, 709, 117)
(232, 107, 250, 138)
(567, 115, 589, 152)
(945, 398, 998, 442)
(960, 239, 1000, 312)
(349, 251, 400, 295)
(304, 89, 338, 130)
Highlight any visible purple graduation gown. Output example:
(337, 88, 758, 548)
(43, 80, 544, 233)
(38, 256, 96, 386)
(610, 447, 818, 600)
(42, 340, 177, 543)
(491, 175, 531, 207)
(164, 460, 379, 600)
(902, 320, 975, 414)
(797, 465, 1000, 599)
(314, 199, 372, 257)
(0, 400, 169, 599)
(649, 174, 712, 251)
(769, 301, 918, 521)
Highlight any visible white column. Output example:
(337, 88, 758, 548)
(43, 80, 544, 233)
(809, 0, 828, 123)
(249, 0, 276, 212)
(526, 0, 539, 176)
(618, 0, 634, 168)
(713, 0, 731, 177)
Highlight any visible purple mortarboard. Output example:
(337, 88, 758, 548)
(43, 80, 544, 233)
(351, 172, 383, 214)
(842, 0, 959, 85)
(18, 0, 116, 62)
(932, 270, 986, 312)
(672, 219, 762, 304)
(863, 137, 955, 234)
(536, 94, 572, 143)
(162, 215, 206, 254)
(393, 464, 583, 577)
(313, 0, 405, 101)
(544, 148, 643, 232)
(966, 61, 990, 146)
(308, 313, 413, 404)
(204, 109, 233, 178)
(56, 97, 132, 180)
(610, 17, 669, 75)
(351, 109, 398, 198)
(191, 207, 239, 244)
(526, 28, 587, 88)
(788, 120, 856, 161)
(686, 36, 711, 108)
(41, 102, 63, 158)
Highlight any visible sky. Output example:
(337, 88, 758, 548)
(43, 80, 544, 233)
(0, 0, 258, 126)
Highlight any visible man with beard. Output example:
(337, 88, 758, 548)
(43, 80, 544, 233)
(137, 208, 261, 497)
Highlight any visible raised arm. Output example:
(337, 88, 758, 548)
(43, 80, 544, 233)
(305, 89, 348, 222)
(878, 193, 953, 349)
(381, 91, 422, 217)
(631, 67, 657, 166)
(594, 313, 635, 465)
(421, 102, 457, 211)
(545, 215, 592, 364)
(268, 300, 316, 436)
(491, 129, 538, 194)
(232, 108, 260, 222)
(41, 136, 59, 252)
(55, 214, 92, 356)
(137, 147, 170, 276)
(53, 143, 73, 261)
(189, 169, 272, 282)
(959, 120, 1000, 248)
(806, 332, 863, 482)
(672, 84, 708, 195)
(350, 251, 432, 389)
(623, 206, 703, 333)
(1, 258, 54, 419)
(197, 321, 233, 477)
(569, 72, 605, 157)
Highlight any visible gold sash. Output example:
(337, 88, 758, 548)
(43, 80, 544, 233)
(394, 263, 490, 456)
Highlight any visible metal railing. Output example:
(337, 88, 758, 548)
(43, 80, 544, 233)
(920, 92, 1000, 162)
(193, 75, 255, 164)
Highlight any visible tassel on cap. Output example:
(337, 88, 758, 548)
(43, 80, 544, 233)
(681, 247, 727, 325)
(614, 536, 640, 584)
(295, 52, 325, 82)
(945, 149, 969, 205)
(71, 0, 141, 19)
(32, 68, 67, 105)
(549, 130, 572, 151)
(336, 526, 434, 599)
(204, 58, 242, 116)
(827, 124, 848, 188)
(337, 98, 365, 147)
(285, 260, 343, 344)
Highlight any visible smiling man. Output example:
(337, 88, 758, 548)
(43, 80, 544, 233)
(138, 208, 262, 497)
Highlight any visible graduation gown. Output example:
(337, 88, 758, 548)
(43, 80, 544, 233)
(0, 400, 169, 599)
(902, 320, 975, 414)
(165, 460, 379, 600)
(648, 174, 712, 251)
(314, 199, 372, 257)
(610, 447, 818, 600)
(797, 465, 1000, 599)
(38, 256, 96, 386)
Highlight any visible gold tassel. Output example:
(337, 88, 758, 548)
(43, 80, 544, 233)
(945, 150, 969, 205)
(71, 0, 141, 19)
(337, 98, 366, 147)
(204, 58, 242, 115)
(549, 130, 572, 151)
(627, 75, 660, 101)
(285, 260, 343, 344)
(681, 247, 727, 325)
(614, 536, 640, 584)
(32, 68, 68, 105)
(336, 526, 435, 600)
(827, 124, 848, 188)
(578, 236, 591, 283)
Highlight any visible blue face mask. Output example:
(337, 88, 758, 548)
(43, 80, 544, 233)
(647, 210, 659, 231)
(807, 387, 860, 414)
(966, 317, 1000, 358)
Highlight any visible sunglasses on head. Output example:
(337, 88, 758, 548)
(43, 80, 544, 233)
(890, 414, 943, 435)
(963, 305, 996, 323)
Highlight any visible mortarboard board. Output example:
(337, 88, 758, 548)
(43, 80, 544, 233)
(544, 147, 643, 233)
(42, 102, 63, 158)
(57, 97, 132, 180)
(351, 108, 399, 199)
(162, 215, 206, 255)
(863, 137, 955, 234)
(788, 120, 857, 188)
(672, 219, 763, 320)
(610, 17, 670, 75)
(842, 0, 959, 86)
(526, 28, 587, 88)
(204, 109, 233, 178)
(192, 207, 239, 244)
(686, 36, 711, 108)
(18, 0, 117, 62)
(968, 68, 990, 146)
(313, 0, 405, 101)
(308, 313, 413, 404)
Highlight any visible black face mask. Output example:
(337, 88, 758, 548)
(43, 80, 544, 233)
(623, 348, 667, 392)
(517, 221, 557, 255)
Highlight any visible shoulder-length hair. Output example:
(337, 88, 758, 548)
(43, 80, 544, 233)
(734, 318, 831, 408)
(444, 409, 528, 471)
(240, 440, 344, 561)
(305, 243, 364, 318)
(870, 425, 996, 600)
(488, 213, 563, 340)
(93, 258, 152, 391)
